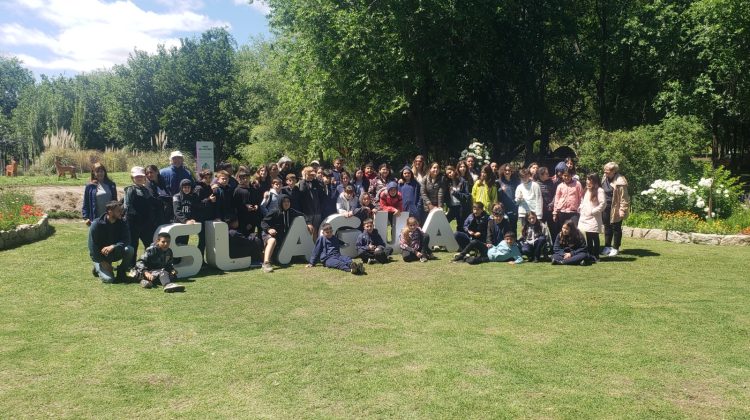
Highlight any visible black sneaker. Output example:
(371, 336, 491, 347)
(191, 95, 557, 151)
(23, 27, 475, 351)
(91, 267, 98, 278)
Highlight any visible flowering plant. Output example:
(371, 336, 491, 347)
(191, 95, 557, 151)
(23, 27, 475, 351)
(638, 165, 742, 219)
(639, 180, 697, 214)
(459, 140, 492, 167)
(0, 192, 44, 231)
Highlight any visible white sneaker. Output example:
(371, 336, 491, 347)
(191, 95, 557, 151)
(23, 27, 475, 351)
(600, 247, 611, 256)
(262, 262, 274, 273)
(608, 248, 619, 257)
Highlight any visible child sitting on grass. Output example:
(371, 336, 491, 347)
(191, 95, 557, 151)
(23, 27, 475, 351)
(135, 232, 185, 292)
(307, 223, 366, 275)
(520, 211, 546, 262)
(551, 220, 590, 266)
(356, 218, 393, 264)
(487, 231, 524, 265)
(400, 216, 433, 262)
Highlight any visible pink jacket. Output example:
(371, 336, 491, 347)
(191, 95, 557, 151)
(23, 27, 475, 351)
(553, 180, 583, 215)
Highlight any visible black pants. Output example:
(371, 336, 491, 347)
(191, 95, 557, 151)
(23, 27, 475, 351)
(585, 232, 600, 260)
(456, 238, 487, 258)
(358, 246, 393, 263)
(602, 207, 623, 249)
(128, 220, 156, 264)
(521, 236, 546, 260)
(402, 234, 431, 262)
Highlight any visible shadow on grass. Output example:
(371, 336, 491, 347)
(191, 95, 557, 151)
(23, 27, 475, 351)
(620, 248, 660, 257)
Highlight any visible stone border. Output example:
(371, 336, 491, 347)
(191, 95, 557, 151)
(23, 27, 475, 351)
(0, 214, 53, 250)
(622, 226, 750, 246)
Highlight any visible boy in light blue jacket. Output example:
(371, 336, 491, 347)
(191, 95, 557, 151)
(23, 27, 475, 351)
(487, 231, 524, 264)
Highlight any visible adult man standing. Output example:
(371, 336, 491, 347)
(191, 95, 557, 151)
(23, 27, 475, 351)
(89, 201, 134, 283)
(160, 151, 195, 196)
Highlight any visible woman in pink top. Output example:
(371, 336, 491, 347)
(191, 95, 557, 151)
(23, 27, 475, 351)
(552, 169, 583, 240)
(578, 173, 605, 261)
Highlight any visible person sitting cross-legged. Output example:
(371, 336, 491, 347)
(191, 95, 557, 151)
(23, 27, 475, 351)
(135, 232, 185, 293)
(88, 200, 134, 283)
(356, 218, 393, 264)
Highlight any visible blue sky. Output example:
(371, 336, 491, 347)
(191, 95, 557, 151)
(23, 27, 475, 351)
(0, 0, 271, 77)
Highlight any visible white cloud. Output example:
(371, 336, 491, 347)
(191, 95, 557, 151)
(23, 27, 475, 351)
(1, 0, 229, 73)
(234, 0, 270, 15)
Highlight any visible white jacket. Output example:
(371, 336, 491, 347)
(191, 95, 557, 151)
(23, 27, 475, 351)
(515, 180, 543, 217)
(578, 187, 605, 233)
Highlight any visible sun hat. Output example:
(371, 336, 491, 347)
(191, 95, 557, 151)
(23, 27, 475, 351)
(169, 151, 184, 159)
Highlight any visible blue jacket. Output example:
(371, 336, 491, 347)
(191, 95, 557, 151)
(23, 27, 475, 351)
(487, 240, 523, 263)
(486, 218, 511, 246)
(82, 180, 117, 221)
(160, 165, 194, 196)
(88, 213, 130, 262)
(310, 235, 344, 265)
(463, 211, 490, 242)
(355, 229, 386, 253)
(399, 179, 423, 218)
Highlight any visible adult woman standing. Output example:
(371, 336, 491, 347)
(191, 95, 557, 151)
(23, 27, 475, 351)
(445, 165, 471, 233)
(600, 162, 630, 257)
(82, 162, 117, 226)
(124, 166, 160, 264)
(456, 160, 474, 192)
(145, 164, 172, 225)
(420, 162, 446, 220)
(412, 155, 428, 184)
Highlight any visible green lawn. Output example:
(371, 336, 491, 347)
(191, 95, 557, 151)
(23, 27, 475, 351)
(1, 223, 748, 418)
(0, 172, 133, 187)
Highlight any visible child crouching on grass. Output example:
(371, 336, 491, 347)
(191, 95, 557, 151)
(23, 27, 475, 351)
(356, 218, 393, 264)
(400, 216, 434, 262)
(486, 231, 524, 265)
(307, 223, 366, 275)
(135, 232, 185, 293)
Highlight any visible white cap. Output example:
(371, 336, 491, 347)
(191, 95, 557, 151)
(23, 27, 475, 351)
(169, 151, 184, 159)
(310, 160, 320, 166)
(130, 166, 145, 177)
(277, 156, 292, 165)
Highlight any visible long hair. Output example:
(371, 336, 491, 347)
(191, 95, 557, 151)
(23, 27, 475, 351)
(401, 216, 420, 242)
(586, 173, 602, 203)
(559, 219, 584, 248)
(90, 162, 111, 183)
(522, 211, 543, 237)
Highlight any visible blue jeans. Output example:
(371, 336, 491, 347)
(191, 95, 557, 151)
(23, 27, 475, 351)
(92, 245, 134, 283)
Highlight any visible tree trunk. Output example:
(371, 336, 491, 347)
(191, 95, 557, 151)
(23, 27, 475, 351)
(408, 105, 426, 155)
(711, 111, 719, 168)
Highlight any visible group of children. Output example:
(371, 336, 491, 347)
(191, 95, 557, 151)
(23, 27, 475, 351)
(86, 151, 631, 284)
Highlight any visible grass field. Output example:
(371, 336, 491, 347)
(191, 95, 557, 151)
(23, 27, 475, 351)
(0, 223, 748, 418)
(0, 172, 133, 187)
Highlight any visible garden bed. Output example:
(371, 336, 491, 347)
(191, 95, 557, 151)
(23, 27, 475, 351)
(622, 226, 750, 246)
(0, 213, 52, 250)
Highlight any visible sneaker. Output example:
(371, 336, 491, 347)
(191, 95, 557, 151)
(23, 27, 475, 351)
(608, 248, 619, 257)
(140, 279, 153, 289)
(419, 256, 428, 263)
(91, 267, 98, 278)
(262, 262, 274, 273)
(451, 253, 464, 262)
(164, 283, 185, 293)
(358, 262, 366, 274)
(551, 259, 561, 265)
(600, 247, 611, 256)
(368, 258, 377, 265)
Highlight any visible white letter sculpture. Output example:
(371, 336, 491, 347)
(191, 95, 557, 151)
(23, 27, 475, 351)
(204, 221, 253, 271)
(422, 208, 459, 252)
(277, 216, 315, 265)
(154, 223, 202, 278)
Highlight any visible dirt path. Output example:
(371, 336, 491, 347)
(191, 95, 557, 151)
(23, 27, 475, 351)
(21, 185, 126, 215)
